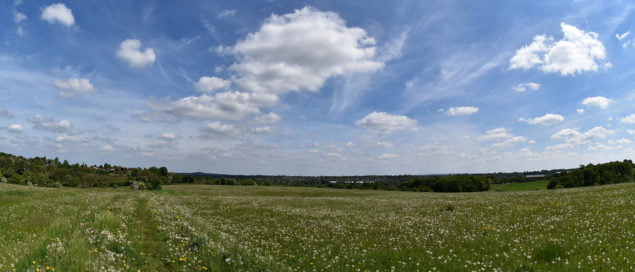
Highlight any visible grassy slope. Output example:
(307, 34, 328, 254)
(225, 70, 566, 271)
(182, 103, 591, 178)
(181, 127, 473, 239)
(489, 180, 549, 192)
(2, 183, 635, 271)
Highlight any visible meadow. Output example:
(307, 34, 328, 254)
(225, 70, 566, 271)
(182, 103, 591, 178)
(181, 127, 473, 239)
(1, 182, 635, 271)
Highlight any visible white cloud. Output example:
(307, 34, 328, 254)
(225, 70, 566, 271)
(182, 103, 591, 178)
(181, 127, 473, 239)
(478, 128, 513, 141)
(28, 115, 73, 133)
(478, 128, 529, 147)
(512, 82, 541, 92)
(41, 3, 75, 27)
(151, 91, 278, 120)
(577, 108, 585, 114)
(620, 114, 635, 124)
(447, 106, 479, 116)
(326, 152, 346, 160)
(491, 136, 528, 148)
(116, 39, 156, 68)
(616, 31, 630, 41)
(356, 112, 418, 134)
(14, 11, 26, 23)
(254, 126, 276, 134)
(628, 129, 635, 135)
(374, 142, 394, 148)
(345, 141, 355, 148)
(218, 9, 236, 18)
(379, 153, 398, 159)
(510, 23, 608, 76)
(53, 78, 95, 97)
(200, 122, 242, 137)
(582, 96, 612, 109)
(610, 138, 631, 145)
(55, 135, 80, 143)
(195, 76, 230, 92)
(159, 133, 176, 141)
(252, 112, 282, 125)
(519, 113, 564, 125)
(230, 6, 383, 95)
(100, 145, 113, 151)
(7, 124, 22, 133)
(551, 126, 613, 145)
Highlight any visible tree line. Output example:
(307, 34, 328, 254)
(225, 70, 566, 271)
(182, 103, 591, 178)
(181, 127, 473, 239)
(548, 160, 634, 189)
(0, 152, 166, 190)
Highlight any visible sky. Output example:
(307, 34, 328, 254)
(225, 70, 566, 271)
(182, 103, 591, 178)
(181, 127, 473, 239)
(1, 1, 635, 175)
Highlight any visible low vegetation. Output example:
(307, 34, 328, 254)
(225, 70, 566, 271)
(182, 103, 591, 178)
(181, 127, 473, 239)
(3, 182, 635, 271)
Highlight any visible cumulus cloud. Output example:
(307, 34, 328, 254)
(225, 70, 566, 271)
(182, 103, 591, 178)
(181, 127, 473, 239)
(159, 133, 176, 141)
(229, 6, 383, 95)
(252, 112, 282, 125)
(478, 128, 513, 141)
(254, 126, 277, 134)
(151, 91, 278, 120)
(200, 121, 242, 137)
(509, 23, 608, 76)
(53, 78, 95, 97)
(55, 135, 81, 143)
(582, 96, 612, 109)
(491, 136, 528, 148)
(378, 153, 398, 159)
(100, 145, 113, 151)
(116, 39, 156, 68)
(7, 124, 22, 133)
(41, 3, 75, 27)
(195, 76, 230, 92)
(620, 114, 635, 124)
(519, 113, 564, 125)
(356, 112, 418, 134)
(28, 115, 73, 133)
(374, 142, 394, 148)
(551, 126, 613, 145)
(478, 128, 529, 147)
(610, 138, 631, 145)
(512, 82, 541, 92)
(447, 106, 479, 116)
(14, 11, 26, 23)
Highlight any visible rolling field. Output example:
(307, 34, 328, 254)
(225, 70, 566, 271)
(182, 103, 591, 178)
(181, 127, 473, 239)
(489, 180, 549, 192)
(2, 183, 635, 271)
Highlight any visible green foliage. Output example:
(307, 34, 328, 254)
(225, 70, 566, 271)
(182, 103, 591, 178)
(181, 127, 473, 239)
(0, 152, 170, 189)
(548, 160, 634, 189)
(402, 175, 491, 192)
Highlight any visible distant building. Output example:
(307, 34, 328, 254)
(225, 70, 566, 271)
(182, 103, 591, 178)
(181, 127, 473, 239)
(525, 174, 546, 179)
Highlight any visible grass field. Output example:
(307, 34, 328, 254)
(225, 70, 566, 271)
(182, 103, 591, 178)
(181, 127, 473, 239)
(489, 180, 549, 192)
(2, 183, 635, 271)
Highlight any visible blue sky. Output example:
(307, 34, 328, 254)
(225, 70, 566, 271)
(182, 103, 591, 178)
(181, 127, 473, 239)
(1, 1, 635, 175)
